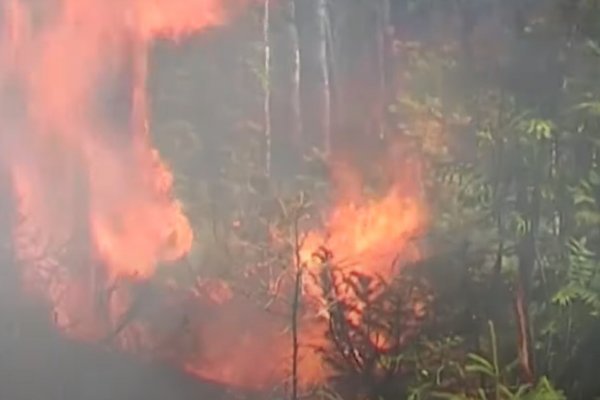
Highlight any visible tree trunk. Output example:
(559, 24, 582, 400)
(268, 0, 302, 179)
(514, 176, 539, 384)
(262, 0, 272, 176)
(317, 0, 332, 155)
(375, 0, 392, 141)
(295, 0, 331, 155)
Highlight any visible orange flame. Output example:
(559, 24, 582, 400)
(0, 0, 236, 340)
(0, 0, 428, 393)
(173, 158, 427, 390)
(299, 158, 427, 348)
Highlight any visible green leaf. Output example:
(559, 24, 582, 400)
(466, 353, 495, 373)
(498, 384, 516, 399)
(476, 388, 489, 400)
(525, 118, 554, 139)
(572, 101, 600, 116)
(465, 364, 496, 378)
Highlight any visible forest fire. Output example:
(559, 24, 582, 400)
(0, 0, 428, 395)
(166, 162, 428, 390)
(300, 159, 426, 331)
(1, 0, 236, 333)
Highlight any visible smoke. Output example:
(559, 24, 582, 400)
(0, 0, 235, 289)
(0, 0, 428, 394)
(0, 0, 240, 357)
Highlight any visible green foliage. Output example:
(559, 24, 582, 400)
(409, 322, 565, 400)
(552, 238, 600, 312)
(393, 1, 600, 398)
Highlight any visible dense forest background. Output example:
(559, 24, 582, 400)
(1, 0, 600, 399)
(146, 1, 600, 399)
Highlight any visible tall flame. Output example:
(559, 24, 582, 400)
(0, 0, 234, 335)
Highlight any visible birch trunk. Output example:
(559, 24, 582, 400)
(317, 0, 332, 155)
(295, 0, 332, 156)
(375, 0, 392, 141)
(262, 0, 272, 176)
(268, 0, 302, 179)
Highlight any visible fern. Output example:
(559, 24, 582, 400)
(552, 237, 600, 312)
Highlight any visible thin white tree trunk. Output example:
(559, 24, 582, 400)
(376, 0, 391, 140)
(263, 0, 272, 176)
(317, 0, 332, 155)
(290, 0, 302, 144)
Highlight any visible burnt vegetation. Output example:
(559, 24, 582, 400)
(3, 0, 600, 400)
